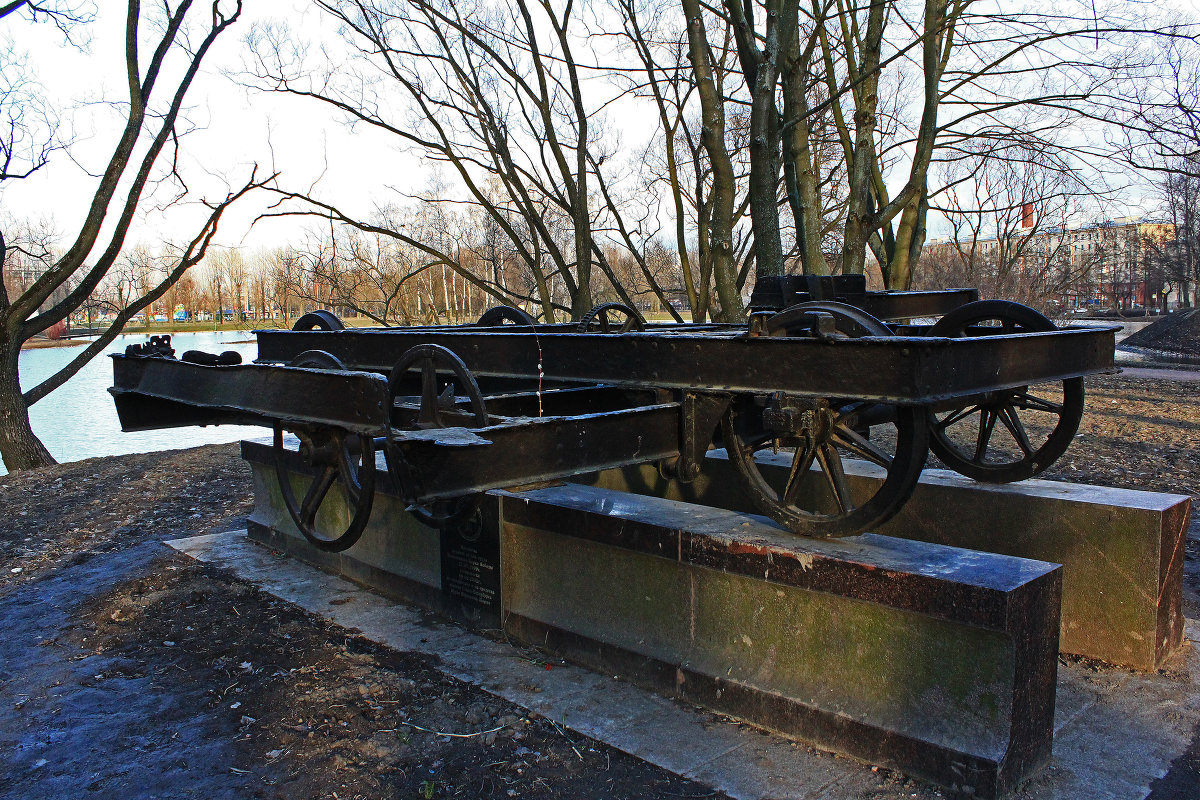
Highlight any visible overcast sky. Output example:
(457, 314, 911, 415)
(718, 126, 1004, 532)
(2, 1, 429, 256)
(4, 0, 1199, 261)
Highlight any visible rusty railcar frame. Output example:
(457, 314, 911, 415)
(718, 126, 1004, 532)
(110, 294, 1118, 551)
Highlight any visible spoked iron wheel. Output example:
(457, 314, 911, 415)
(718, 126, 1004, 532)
(274, 350, 376, 552)
(927, 300, 1084, 483)
(577, 302, 645, 333)
(385, 344, 489, 529)
(721, 303, 928, 537)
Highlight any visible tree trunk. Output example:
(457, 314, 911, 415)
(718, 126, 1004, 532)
(885, 195, 927, 290)
(782, 57, 828, 277)
(840, 3, 886, 277)
(0, 335, 55, 471)
(682, 0, 745, 323)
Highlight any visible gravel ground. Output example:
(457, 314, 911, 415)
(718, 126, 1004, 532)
(0, 370, 1197, 799)
(1120, 308, 1200, 354)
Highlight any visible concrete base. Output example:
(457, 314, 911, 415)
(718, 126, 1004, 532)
(241, 440, 1062, 798)
(577, 453, 1192, 670)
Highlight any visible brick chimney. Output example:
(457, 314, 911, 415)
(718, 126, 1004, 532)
(1022, 202, 1034, 228)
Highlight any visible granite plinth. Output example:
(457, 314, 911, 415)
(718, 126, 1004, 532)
(578, 452, 1190, 669)
(241, 439, 1062, 797)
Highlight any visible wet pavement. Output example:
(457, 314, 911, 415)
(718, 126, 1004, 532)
(0, 542, 256, 800)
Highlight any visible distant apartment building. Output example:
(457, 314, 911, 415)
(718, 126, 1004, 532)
(2, 256, 46, 295)
(3, 252, 82, 324)
(924, 210, 1177, 312)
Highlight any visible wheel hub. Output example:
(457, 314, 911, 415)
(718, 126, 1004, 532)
(761, 395, 836, 442)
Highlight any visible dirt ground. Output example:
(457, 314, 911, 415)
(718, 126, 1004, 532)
(1, 371, 1198, 799)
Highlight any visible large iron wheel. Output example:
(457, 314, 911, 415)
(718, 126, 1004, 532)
(385, 344, 489, 529)
(577, 302, 645, 333)
(477, 305, 537, 327)
(721, 303, 928, 537)
(292, 310, 344, 331)
(927, 300, 1084, 483)
(274, 350, 375, 552)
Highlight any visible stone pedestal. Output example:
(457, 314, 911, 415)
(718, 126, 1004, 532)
(578, 453, 1191, 670)
(497, 484, 1061, 799)
(241, 439, 1063, 798)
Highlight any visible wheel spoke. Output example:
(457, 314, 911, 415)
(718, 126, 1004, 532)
(436, 382, 458, 412)
(936, 404, 981, 430)
(1010, 390, 1063, 414)
(782, 435, 819, 505)
(997, 404, 1035, 456)
(300, 464, 338, 526)
(974, 410, 998, 463)
(833, 425, 893, 469)
(815, 443, 855, 514)
(417, 358, 442, 427)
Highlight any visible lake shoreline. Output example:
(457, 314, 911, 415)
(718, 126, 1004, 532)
(21, 338, 90, 350)
(9, 331, 263, 477)
(21, 328, 270, 350)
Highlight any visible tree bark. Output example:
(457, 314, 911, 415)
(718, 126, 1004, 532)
(682, 0, 745, 322)
(782, 14, 828, 276)
(839, 1, 886, 276)
(724, 0, 792, 280)
(0, 334, 54, 471)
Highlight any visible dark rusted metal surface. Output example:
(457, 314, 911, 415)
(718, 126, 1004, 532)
(388, 403, 682, 502)
(110, 356, 391, 435)
(108, 295, 1117, 547)
(252, 326, 1113, 403)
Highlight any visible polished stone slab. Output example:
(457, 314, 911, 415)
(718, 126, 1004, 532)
(577, 453, 1191, 669)
(496, 483, 1062, 799)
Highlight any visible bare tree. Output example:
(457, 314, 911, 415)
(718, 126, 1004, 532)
(1110, 29, 1200, 308)
(611, 0, 756, 320)
(672, 0, 1191, 294)
(257, 246, 311, 324)
(920, 142, 1098, 309)
(1151, 163, 1200, 307)
(247, 0, 624, 322)
(0, 2, 93, 182)
(0, 0, 267, 471)
(1111, 24, 1200, 178)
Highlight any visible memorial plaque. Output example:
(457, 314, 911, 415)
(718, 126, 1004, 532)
(440, 510, 502, 625)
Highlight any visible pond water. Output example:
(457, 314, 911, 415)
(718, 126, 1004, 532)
(6, 331, 263, 476)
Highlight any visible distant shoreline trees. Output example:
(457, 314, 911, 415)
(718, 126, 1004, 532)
(4, 0, 1200, 472)
(0, 1, 268, 472)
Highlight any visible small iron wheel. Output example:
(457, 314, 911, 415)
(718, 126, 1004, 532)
(577, 302, 645, 333)
(721, 302, 928, 537)
(385, 344, 489, 529)
(273, 349, 376, 551)
(927, 300, 1084, 483)
(292, 310, 345, 331)
(763, 301, 893, 338)
(477, 305, 537, 327)
(288, 350, 347, 370)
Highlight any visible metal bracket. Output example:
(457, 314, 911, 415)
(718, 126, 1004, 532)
(660, 391, 732, 483)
